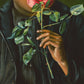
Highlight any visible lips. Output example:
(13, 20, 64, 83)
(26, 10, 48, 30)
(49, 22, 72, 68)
(27, 0, 54, 8)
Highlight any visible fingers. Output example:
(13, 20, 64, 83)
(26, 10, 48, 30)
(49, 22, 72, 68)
(36, 30, 62, 40)
(36, 33, 49, 40)
(36, 29, 63, 49)
(39, 36, 62, 47)
(43, 41, 59, 48)
(37, 29, 59, 36)
(36, 33, 61, 40)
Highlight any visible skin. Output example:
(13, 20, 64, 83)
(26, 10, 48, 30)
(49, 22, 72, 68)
(13, 0, 33, 16)
(36, 30, 68, 75)
(13, 0, 69, 76)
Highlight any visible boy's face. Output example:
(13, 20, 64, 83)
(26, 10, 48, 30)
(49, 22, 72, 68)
(13, 0, 32, 13)
(13, 0, 54, 14)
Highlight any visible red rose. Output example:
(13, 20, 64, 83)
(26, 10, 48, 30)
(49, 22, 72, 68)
(27, 0, 54, 8)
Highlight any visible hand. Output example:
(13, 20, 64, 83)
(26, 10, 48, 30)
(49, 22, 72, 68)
(36, 29, 66, 63)
(36, 29, 68, 75)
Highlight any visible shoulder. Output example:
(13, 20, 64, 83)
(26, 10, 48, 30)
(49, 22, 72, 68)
(0, 1, 13, 16)
(70, 15, 84, 39)
(51, 1, 69, 14)
(0, 1, 13, 29)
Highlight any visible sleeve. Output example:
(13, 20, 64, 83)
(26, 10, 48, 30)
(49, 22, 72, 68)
(0, 12, 16, 84)
(76, 15, 84, 84)
(65, 15, 84, 84)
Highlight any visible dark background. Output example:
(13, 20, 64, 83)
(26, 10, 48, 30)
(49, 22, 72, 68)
(0, 0, 84, 16)
(0, 0, 9, 7)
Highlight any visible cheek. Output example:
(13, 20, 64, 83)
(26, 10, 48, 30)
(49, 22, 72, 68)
(27, 0, 38, 8)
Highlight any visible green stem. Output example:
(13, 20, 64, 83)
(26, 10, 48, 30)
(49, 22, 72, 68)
(41, 4, 44, 29)
(40, 3, 54, 79)
(66, 14, 73, 20)
(43, 22, 60, 28)
(29, 12, 37, 19)
(43, 14, 73, 29)
(43, 49, 54, 79)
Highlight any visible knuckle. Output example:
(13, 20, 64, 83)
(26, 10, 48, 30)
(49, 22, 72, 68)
(59, 36, 63, 40)
(59, 39, 63, 42)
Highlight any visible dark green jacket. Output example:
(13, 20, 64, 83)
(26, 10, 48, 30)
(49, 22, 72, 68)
(0, 1, 84, 84)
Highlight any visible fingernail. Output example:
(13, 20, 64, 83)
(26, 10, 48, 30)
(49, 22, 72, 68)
(36, 37, 38, 40)
(37, 30, 39, 32)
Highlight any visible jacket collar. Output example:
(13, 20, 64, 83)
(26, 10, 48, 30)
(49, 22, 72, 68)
(0, 1, 19, 62)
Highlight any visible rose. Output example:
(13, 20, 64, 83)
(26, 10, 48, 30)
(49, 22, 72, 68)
(27, 0, 54, 8)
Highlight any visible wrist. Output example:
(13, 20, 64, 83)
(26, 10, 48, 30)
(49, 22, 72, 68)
(57, 59, 69, 76)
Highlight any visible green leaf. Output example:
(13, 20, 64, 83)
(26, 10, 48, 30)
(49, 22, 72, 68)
(70, 4, 84, 15)
(15, 29, 23, 37)
(12, 26, 23, 37)
(32, 3, 41, 12)
(7, 26, 23, 39)
(43, 9, 52, 15)
(12, 26, 19, 33)
(21, 43, 30, 46)
(36, 11, 41, 23)
(49, 11, 60, 22)
(59, 21, 66, 35)
(14, 35, 24, 44)
(18, 21, 25, 29)
(25, 20, 32, 27)
(45, 0, 50, 7)
(60, 14, 68, 21)
(23, 55, 29, 65)
(23, 27, 29, 35)
(23, 48, 36, 65)
(7, 32, 15, 39)
(27, 36, 35, 46)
